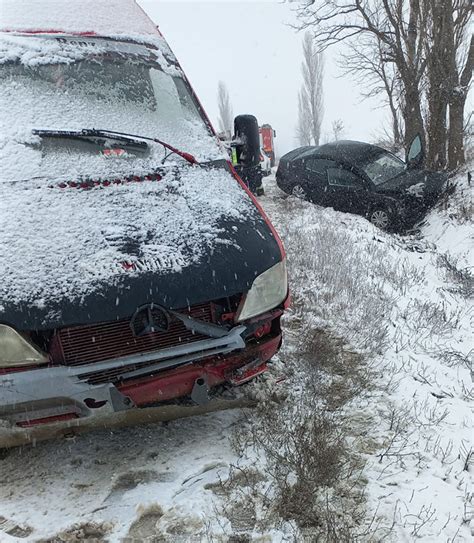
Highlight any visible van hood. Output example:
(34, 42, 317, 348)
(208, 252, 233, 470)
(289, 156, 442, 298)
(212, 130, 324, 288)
(0, 161, 282, 330)
(375, 169, 447, 201)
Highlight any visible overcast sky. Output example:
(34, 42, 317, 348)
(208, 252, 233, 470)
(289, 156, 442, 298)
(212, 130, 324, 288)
(138, 0, 391, 157)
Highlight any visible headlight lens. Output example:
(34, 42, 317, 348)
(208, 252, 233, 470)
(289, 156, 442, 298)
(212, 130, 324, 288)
(0, 325, 48, 367)
(237, 259, 288, 322)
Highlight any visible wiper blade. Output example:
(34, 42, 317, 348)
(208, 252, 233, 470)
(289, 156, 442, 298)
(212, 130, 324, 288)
(32, 128, 200, 166)
(32, 128, 149, 153)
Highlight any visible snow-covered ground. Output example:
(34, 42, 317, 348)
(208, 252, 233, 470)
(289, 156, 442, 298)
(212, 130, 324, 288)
(0, 168, 472, 542)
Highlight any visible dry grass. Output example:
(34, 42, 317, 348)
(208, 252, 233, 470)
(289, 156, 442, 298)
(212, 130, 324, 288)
(437, 253, 474, 298)
(211, 322, 382, 541)
(278, 198, 424, 356)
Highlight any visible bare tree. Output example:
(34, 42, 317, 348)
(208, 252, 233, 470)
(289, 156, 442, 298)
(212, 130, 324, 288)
(296, 86, 312, 145)
(294, 0, 472, 170)
(301, 32, 324, 146)
(294, 1, 428, 151)
(217, 81, 233, 136)
(332, 119, 344, 141)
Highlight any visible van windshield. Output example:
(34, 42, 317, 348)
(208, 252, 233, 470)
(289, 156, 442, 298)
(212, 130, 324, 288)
(0, 38, 221, 182)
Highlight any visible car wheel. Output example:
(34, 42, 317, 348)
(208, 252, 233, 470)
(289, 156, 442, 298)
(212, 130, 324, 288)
(292, 185, 306, 199)
(369, 208, 392, 230)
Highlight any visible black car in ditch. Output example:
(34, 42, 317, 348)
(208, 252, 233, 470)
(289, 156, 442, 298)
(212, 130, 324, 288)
(276, 137, 448, 230)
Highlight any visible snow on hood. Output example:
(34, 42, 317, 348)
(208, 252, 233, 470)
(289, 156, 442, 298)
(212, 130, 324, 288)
(0, 8, 253, 317)
(0, 165, 258, 312)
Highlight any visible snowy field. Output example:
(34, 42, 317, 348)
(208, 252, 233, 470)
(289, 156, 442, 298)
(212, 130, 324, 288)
(0, 169, 472, 542)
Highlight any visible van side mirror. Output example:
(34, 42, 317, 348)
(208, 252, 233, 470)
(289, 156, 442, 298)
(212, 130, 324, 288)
(406, 134, 424, 169)
(233, 114, 260, 168)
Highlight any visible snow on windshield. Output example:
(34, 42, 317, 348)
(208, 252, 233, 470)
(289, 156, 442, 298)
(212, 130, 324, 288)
(0, 0, 158, 38)
(0, 35, 223, 182)
(0, 165, 258, 312)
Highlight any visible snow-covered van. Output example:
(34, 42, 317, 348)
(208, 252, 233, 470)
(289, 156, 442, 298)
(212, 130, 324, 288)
(0, 0, 288, 446)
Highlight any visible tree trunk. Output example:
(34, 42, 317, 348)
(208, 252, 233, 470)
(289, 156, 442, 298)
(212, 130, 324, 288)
(427, 93, 447, 168)
(401, 0, 425, 157)
(384, 75, 403, 146)
(402, 82, 425, 156)
(447, 35, 472, 170)
(426, 0, 450, 169)
(448, 94, 466, 169)
(389, 100, 402, 147)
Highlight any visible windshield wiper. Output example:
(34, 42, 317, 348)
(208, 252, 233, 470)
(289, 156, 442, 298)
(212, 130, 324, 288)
(101, 129, 200, 166)
(32, 128, 149, 154)
(32, 128, 200, 166)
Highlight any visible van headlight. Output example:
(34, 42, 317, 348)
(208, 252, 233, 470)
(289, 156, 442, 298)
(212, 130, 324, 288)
(237, 259, 288, 322)
(0, 324, 48, 367)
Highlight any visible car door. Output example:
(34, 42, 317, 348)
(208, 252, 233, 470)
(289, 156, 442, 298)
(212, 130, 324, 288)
(325, 164, 368, 213)
(299, 158, 337, 205)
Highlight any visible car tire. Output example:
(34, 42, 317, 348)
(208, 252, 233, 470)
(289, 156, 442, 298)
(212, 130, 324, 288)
(369, 207, 393, 230)
(292, 185, 306, 199)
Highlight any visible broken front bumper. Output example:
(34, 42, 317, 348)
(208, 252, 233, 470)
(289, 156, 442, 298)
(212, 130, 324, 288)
(0, 314, 282, 443)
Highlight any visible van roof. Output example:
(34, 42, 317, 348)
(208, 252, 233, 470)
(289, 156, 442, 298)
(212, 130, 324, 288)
(0, 0, 159, 40)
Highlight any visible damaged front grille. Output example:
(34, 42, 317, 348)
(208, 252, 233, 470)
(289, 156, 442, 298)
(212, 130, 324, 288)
(51, 303, 214, 367)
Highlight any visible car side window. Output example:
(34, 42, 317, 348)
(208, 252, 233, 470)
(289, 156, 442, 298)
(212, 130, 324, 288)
(327, 166, 364, 188)
(304, 158, 336, 175)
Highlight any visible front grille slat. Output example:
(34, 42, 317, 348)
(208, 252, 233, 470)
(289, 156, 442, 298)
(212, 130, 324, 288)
(60, 331, 194, 346)
(54, 303, 214, 366)
(60, 335, 204, 365)
(60, 329, 197, 350)
(60, 329, 202, 347)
